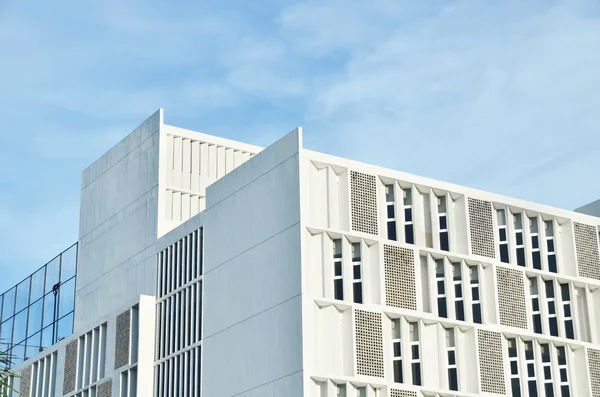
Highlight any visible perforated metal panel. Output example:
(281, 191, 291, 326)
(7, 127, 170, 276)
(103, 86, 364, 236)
(496, 266, 528, 329)
(97, 379, 113, 397)
(63, 340, 78, 395)
(20, 365, 31, 397)
(350, 171, 379, 235)
(477, 330, 506, 395)
(589, 348, 600, 397)
(383, 244, 417, 310)
(114, 311, 131, 369)
(390, 389, 417, 397)
(574, 222, 600, 280)
(468, 198, 496, 258)
(355, 309, 384, 377)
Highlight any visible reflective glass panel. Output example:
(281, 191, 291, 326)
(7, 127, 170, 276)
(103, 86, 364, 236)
(30, 267, 46, 304)
(1, 287, 15, 321)
(57, 312, 74, 342)
(58, 278, 75, 318)
(15, 279, 30, 313)
(12, 309, 28, 345)
(45, 257, 60, 293)
(60, 245, 77, 281)
(27, 299, 43, 337)
(25, 332, 41, 359)
(42, 293, 56, 328)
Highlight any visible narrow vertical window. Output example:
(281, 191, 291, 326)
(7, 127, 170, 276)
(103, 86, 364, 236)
(438, 196, 449, 251)
(352, 242, 363, 304)
(446, 328, 458, 391)
(525, 341, 538, 397)
(497, 209, 510, 263)
(386, 185, 397, 241)
(556, 346, 570, 397)
(545, 221, 557, 273)
(560, 284, 574, 340)
(540, 344, 553, 397)
(530, 278, 543, 334)
(470, 266, 482, 324)
(391, 318, 403, 384)
(530, 218, 542, 270)
(452, 263, 464, 321)
(514, 213, 526, 266)
(435, 259, 447, 318)
(404, 189, 414, 245)
(333, 239, 343, 301)
(337, 384, 346, 397)
(507, 338, 521, 397)
(409, 322, 421, 386)
(357, 386, 367, 397)
(546, 280, 559, 337)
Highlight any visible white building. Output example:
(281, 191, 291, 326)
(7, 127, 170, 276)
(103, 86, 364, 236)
(3, 109, 600, 397)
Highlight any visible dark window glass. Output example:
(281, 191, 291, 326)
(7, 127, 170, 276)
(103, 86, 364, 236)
(541, 345, 551, 362)
(560, 385, 570, 397)
(548, 301, 556, 315)
(532, 236, 539, 249)
(516, 232, 524, 246)
(455, 284, 462, 298)
(499, 229, 507, 242)
(532, 298, 540, 312)
(393, 341, 401, 356)
(455, 301, 465, 321)
(353, 265, 361, 280)
(387, 205, 395, 219)
(545, 281, 555, 298)
(544, 366, 551, 380)
(437, 280, 445, 294)
(547, 240, 555, 252)
(557, 347, 566, 365)
(532, 252, 542, 270)
(440, 232, 449, 251)
(548, 255, 557, 273)
(528, 363, 535, 376)
(545, 383, 554, 397)
(528, 381, 538, 397)
(549, 318, 559, 337)
(473, 303, 482, 324)
(565, 320, 574, 339)
(517, 248, 526, 266)
(564, 304, 571, 318)
(560, 368, 567, 382)
(438, 298, 447, 318)
(405, 209, 413, 222)
(472, 287, 480, 301)
(448, 368, 458, 391)
(533, 315, 543, 334)
(439, 216, 447, 230)
(448, 350, 456, 365)
(393, 360, 403, 383)
(334, 280, 343, 300)
(353, 283, 363, 304)
(387, 221, 397, 241)
(412, 345, 420, 359)
(500, 244, 510, 263)
(412, 363, 421, 386)
(561, 285, 570, 301)
(334, 262, 342, 277)
(405, 225, 414, 244)
(512, 378, 522, 397)
(508, 341, 518, 357)
(511, 361, 519, 374)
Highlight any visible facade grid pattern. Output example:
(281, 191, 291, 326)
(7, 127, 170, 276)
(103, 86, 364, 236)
(477, 329, 506, 395)
(350, 171, 379, 235)
(383, 244, 417, 310)
(467, 198, 496, 258)
(496, 266, 528, 329)
(588, 348, 600, 397)
(573, 222, 600, 280)
(354, 309, 384, 378)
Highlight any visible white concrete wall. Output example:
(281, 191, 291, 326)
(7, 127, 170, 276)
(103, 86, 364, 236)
(76, 110, 162, 331)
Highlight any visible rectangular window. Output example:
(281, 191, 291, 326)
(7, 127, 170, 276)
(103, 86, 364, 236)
(446, 328, 458, 391)
(514, 213, 526, 267)
(436, 260, 447, 318)
(352, 243, 363, 304)
(530, 218, 542, 270)
(560, 284, 574, 340)
(545, 281, 559, 337)
(470, 266, 482, 324)
(540, 344, 553, 397)
(438, 196, 449, 251)
(507, 338, 521, 397)
(453, 263, 464, 321)
(333, 239, 343, 301)
(497, 209, 510, 263)
(404, 189, 414, 245)
(409, 322, 421, 386)
(525, 341, 538, 397)
(386, 185, 397, 241)
(556, 346, 570, 397)
(530, 278, 543, 334)
(392, 318, 403, 384)
(357, 386, 367, 397)
(545, 221, 557, 273)
(337, 384, 346, 397)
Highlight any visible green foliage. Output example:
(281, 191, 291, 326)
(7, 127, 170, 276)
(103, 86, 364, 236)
(0, 343, 17, 396)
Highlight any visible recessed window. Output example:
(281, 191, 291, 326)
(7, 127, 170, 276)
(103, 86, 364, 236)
(438, 196, 450, 252)
(514, 213, 526, 267)
(409, 322, 421, 386)
(352, 242, 363, 304)
(436, 260, 447, 318)
(404, 190, 414, 245)
(446, 328, 458, 391)
(385, 185, 397, 241)
(530, 278, 543, 334)
(497, 209, 509, 263)
(470, 266, 482, 324)
(333, 239, 343, 301)
(391, 318, 403, 384)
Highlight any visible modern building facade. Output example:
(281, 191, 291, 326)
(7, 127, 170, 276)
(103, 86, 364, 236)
(3, 109, 600, 397)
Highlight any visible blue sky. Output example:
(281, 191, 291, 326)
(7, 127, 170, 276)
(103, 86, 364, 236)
(1, 0, 600, 292)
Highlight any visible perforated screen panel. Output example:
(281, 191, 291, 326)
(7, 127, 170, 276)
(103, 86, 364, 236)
(355, 309, 384, 378)
(496, 266, 528, 329)
(574, 222, 600, 280)
(114, 311, 131, 369)
(589, 348, 600, 397)
(20, 366, 31, 397)
(390, 389, 417, 397)
(383, 244, 417, 310)
(97, 379, 113, 397)
(350, 171, 379, 235)
(468, 198, 496, 258)
(477, 330, 506, 395)
(63, 340, 78, 395)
